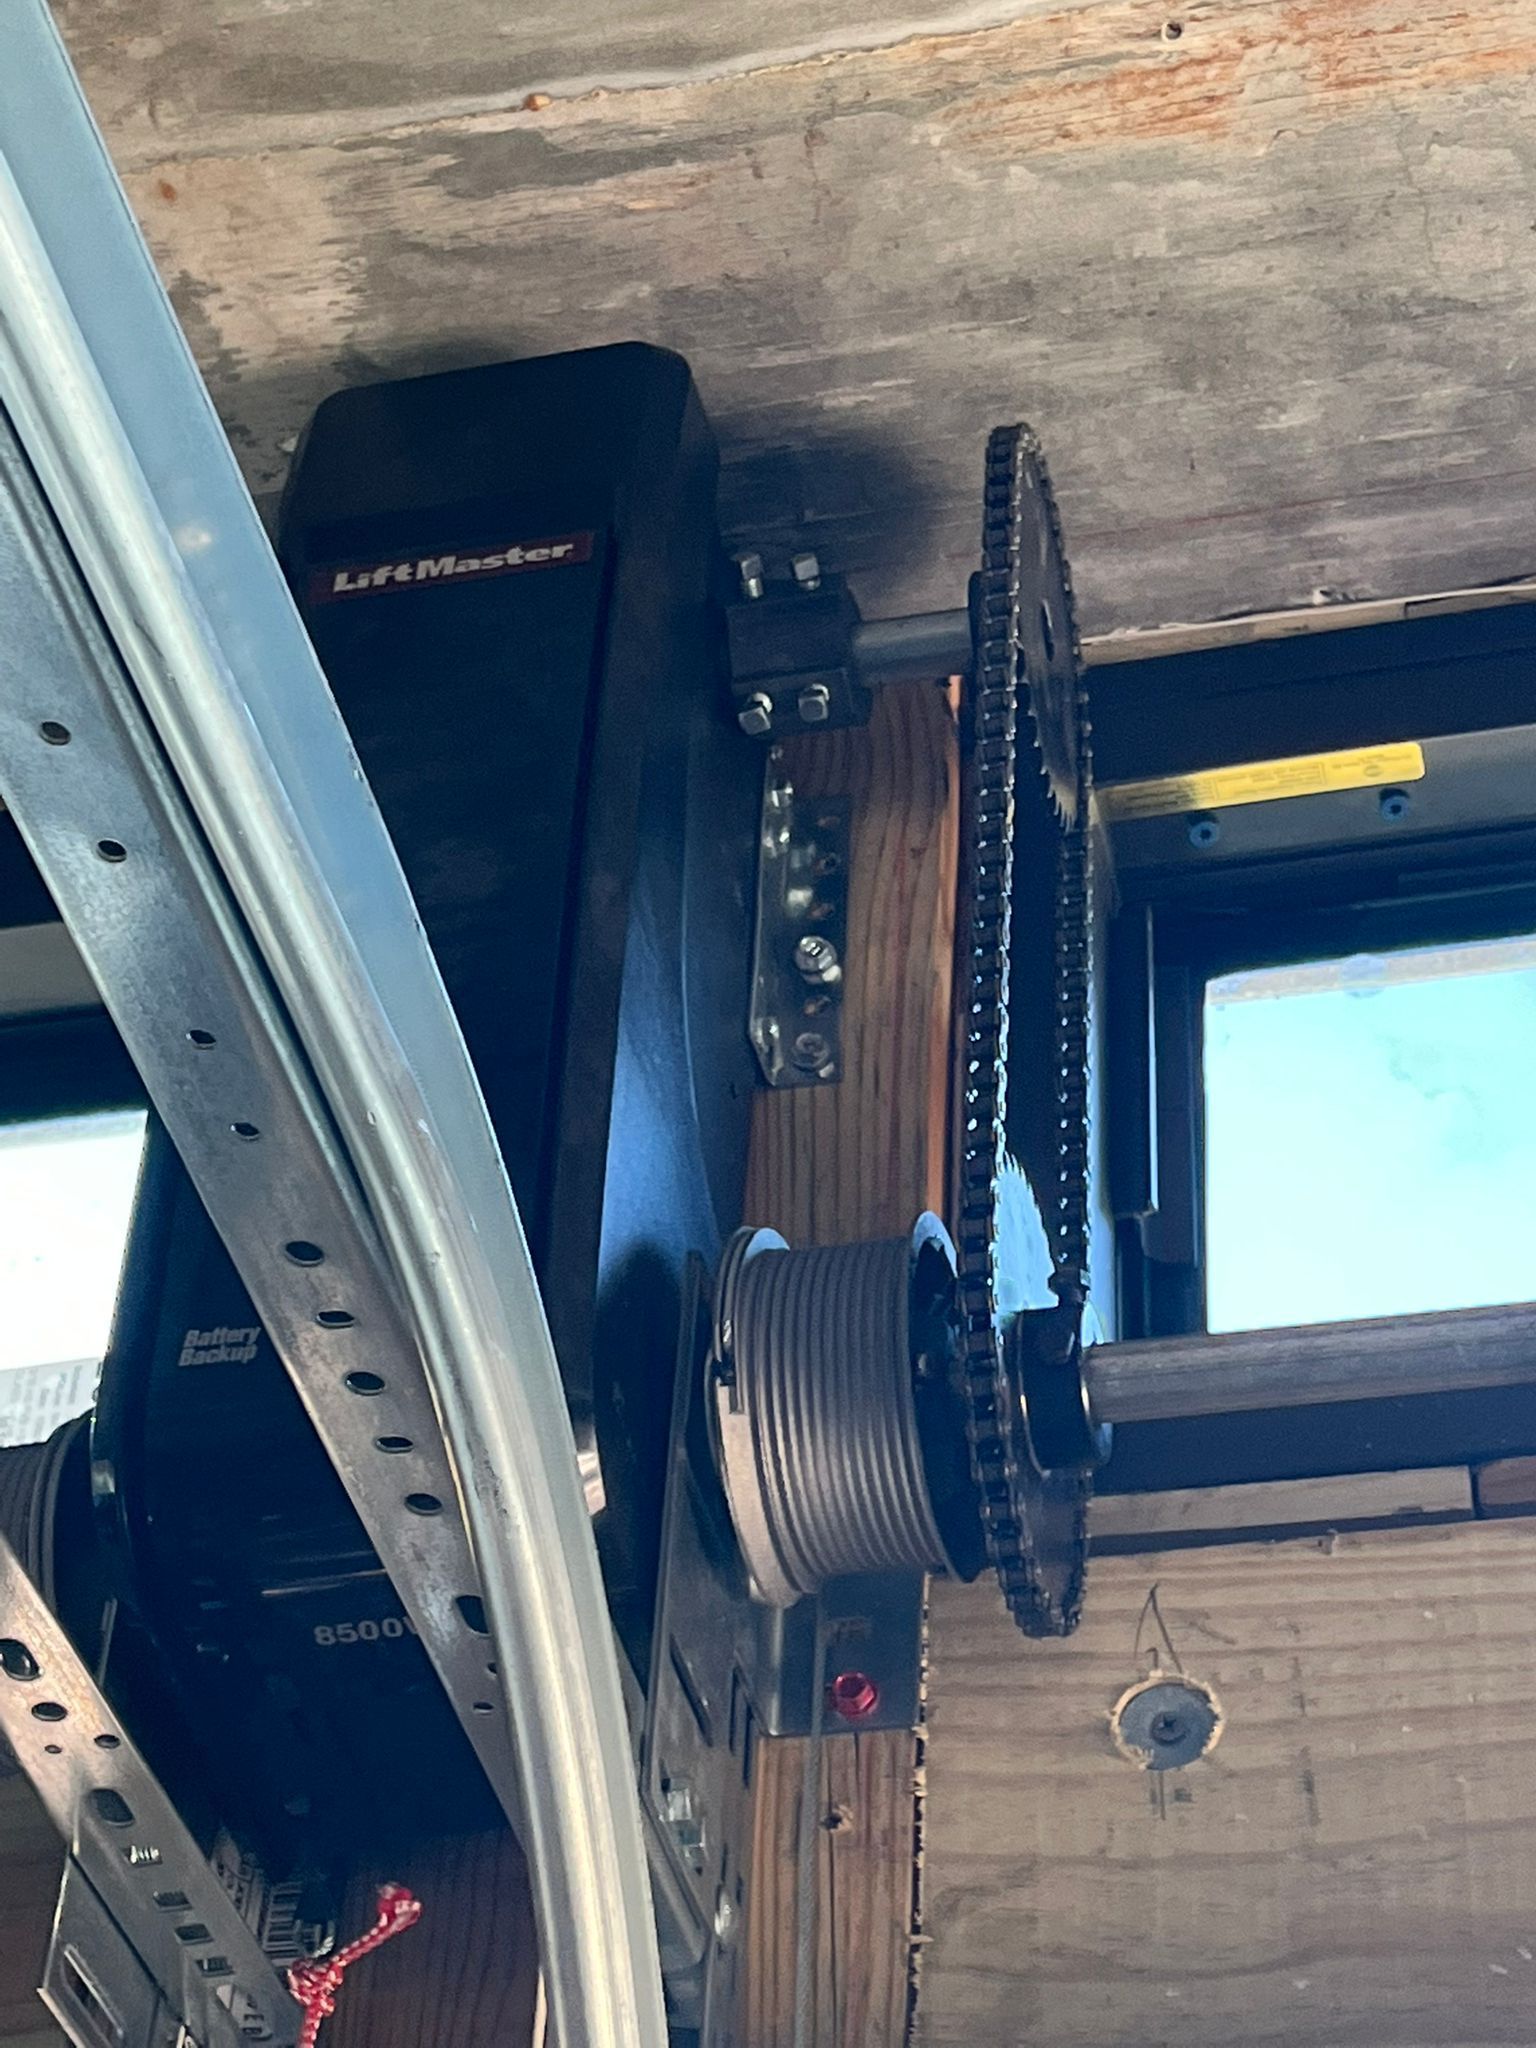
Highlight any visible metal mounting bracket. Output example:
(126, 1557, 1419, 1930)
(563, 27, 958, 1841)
(0, 1534, 300, 2048)
(749, 761, 851, 1088)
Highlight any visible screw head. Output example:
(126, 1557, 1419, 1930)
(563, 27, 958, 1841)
(791, 1030, 831, 1070)
(793, 935, 841, 985)
(735, 552, 765, 600)
(737, 691, 775, 737)
(790, 550, 823, 590)
(797, 682, 831, 724)
(713, 1890, 737, 1944)
(1187, 812, 1221, 849)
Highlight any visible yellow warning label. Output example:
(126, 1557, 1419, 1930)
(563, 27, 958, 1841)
(1098, 742, 1426, 824)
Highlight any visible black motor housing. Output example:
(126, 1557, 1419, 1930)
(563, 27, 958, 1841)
(84, 342, 761, 1870)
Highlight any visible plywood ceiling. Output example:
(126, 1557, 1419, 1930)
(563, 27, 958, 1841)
(53, 0, 1536, 633)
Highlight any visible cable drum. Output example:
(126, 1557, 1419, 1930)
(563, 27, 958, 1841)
(712, 1215, 965, 1607)
(0, 1439, 48, 1572)
(0, 1416, 80, 1599)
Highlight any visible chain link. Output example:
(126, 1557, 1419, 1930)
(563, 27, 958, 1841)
(955, 425, 1092, 1638)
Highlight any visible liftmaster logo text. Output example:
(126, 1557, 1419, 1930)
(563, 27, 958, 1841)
(310, 530, 594, 602)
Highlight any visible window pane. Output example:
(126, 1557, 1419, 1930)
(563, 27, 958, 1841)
(0, 1108, 146, 1445)
(1204, 936, 1536, 1333)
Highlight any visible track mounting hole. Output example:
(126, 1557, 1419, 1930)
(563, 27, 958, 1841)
(315, 1309, 355, 1329)
(405, 1492, 443, 1516)
(186, 1029, 217, 1049)
(0, 1639, 39, 1681)
(94, 1733, 121, 1751)
(344, 1370, 385, 1396)
(95, 839, 127, 863)
(39, 721, 71, 745)
(284, 1239, 324, 1266)
(231, 1122, 260, 1141)
(31, 1700, 67, 1722)
(91, 1789, 135, 1828)
(455, 1595, 489, 1635)
(375, 1434, 413, 1455)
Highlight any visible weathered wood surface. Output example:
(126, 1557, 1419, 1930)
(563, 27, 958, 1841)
(328, 1828, 539, 2048)
(746, 1731, 920, 2048)
(0, 1776, 61, 2047)
(1091, 1463, 1474, 1545)
(53, 0, 1536, 634)
(739, 676, 959, 2044)
(920, 1521, 1536, 2047)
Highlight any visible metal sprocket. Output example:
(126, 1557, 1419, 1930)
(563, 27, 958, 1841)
(954, 423, 1093, 1639)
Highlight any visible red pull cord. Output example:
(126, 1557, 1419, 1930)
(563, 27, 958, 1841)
(287, 1883, 423, 2048)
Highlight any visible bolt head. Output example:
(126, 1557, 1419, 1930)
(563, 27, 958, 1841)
(797, 682, 832, 724)
(737, 691, 775, 737)
(793, 934, 841, 984)
(791, 550, 823, 590)
(661, 1779, 705, 1854)
(1379, 786, 1411, 821)
(791, 1030, 831, 1070)
(661, 1781, 695, 1826)
(735, 551, 765, 600)
(713, 1891, 737, 1943)
(1187, 812, 1221, 849)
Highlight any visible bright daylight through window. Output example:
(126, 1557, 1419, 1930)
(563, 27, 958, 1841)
(0, 1108, 145, 1446)
(1204, 934, 1536, 1334)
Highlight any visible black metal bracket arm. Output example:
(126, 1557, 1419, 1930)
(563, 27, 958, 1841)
(726, 553, 873, 737)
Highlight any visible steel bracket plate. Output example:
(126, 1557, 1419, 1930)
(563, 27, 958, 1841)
(0, 1535, 298, 2047)
(639, 1264, 926, 2040)
(749, 765, 850, 1088)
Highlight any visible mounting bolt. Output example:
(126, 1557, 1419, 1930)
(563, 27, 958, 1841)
(793, 935, 841, 985)
(791, 1030, 831, 1071)
(797, 682, 832, 724)
(737, 691, 775, 737)
(661, 1779, 705, 1855)
(791, 550, 823, 591)
(736, 552, 765, 600)
(1379, 786, 1411, 822)
(713, 1889, 737, 1944)
(1187, 813, 1221, 849)
(828, 1671, 879, 1722)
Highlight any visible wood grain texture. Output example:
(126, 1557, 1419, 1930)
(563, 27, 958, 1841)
(0, 1775, 62, 2045)
(1474, 1457, 1536, 1515)
(53, 0, 1536, 635)
(328, 1828, 538, 2048)
(920, 1522, 1536, 2047)
(745, 1730, 920, 2048)
(1091, 1464, 1474, 1545)
(745, 679, 958, 1243)
(740, 678, 959, 2044)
